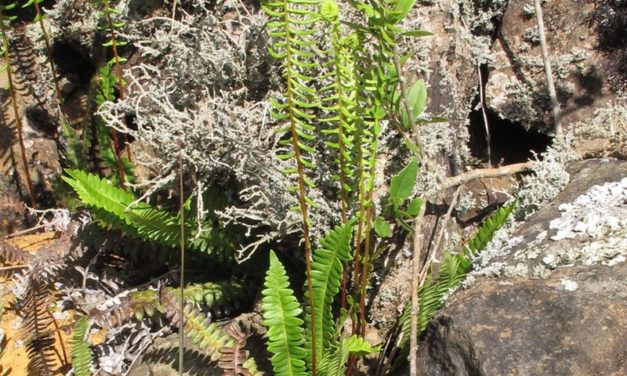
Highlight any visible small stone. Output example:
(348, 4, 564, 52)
(561, 279, 578, 291)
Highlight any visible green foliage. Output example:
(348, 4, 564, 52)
(70, 316, 93, 376)
(262, 0, 320, 210)
(373, 216, 392, 238)
(305, 222, 354, 367)
(398, 201, 516, 343)
(21, 0, 44, 21)
(318, 335, 379, 376)
(389, 157, 418, 207)
(261, 250, 308, 376)
(92, 62, 134, 184)
(261, 226, 376, 375)
(62, 169, 220, 253)
(92, 0, 128, 64)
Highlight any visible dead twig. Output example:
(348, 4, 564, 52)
(423, 185, 464, 282)
(534, 0, 561, 135)
(439, 162, 534, 192)
(477, 65, 492, 167)
(409, 202, 427, 376)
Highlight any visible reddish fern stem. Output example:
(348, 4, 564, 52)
(102, 0, 132, 162)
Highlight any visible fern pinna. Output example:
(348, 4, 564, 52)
(70, 316, 94, 376)
(262, 0, 322, 369)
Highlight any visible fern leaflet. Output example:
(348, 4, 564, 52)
(305, 222, 353, 368)
(70, 316, 93, 376)
(261, 250, 308, 376)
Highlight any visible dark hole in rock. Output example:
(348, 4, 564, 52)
(51, 40, 96, 84)
(468, 102, 552, 165)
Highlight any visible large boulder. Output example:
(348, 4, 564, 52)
(418, 159, 627, 375)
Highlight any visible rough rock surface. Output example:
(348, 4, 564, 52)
(419, 159, 627, 375)
(485, 0, 626, 135)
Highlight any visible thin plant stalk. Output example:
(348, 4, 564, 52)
(477, 65, 491, 167)
(31, 1, 62, 106)
(534, 0, 561, 135)
(392, 46, 424, 376)
(1, 12, 36, 208)
(178, 146, 185, 376)
(101, 0, 132, 162)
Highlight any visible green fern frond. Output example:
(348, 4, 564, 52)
(262, 0, 320, 208)
(61, 123, 89, 171)
(318, 2, 359, 219)
(91, 62, 134, 185)
(70, 316, 93, 376)
(318, 335, 379, 376)
(62, 169, 219, 253)
(305, 222, 354, 368)
(398, 201, 516, 342)
(261, 250, 308, 376)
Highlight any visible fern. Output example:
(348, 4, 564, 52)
(261, 250, 308, 376)
(21, 0, 62, 106)
(1, 1, 37, 207)
(318, 1, 359, 221)
(219, 322, 264, 376)
(20, 275, 57, 376)
(318, 335, 379, 376)
(92, 62, 133, 185)
(159, 289, 262, 369)
(62, 169, 220, 253)
(398, 201, 516, 343)
(305, 222, 354, 368)
(70, 316, 93, 376)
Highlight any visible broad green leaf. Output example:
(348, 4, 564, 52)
(406, 197, 423, 217)
(374, 216, 392, 238)
(389, 157, 418, 207)
(401, 30, 433, 38)
(391, 0, 418, 24)
(402, 79, 427, 129)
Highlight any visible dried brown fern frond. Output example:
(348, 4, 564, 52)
(218, 321, 264, 376)
(0, 195, 25, 214)
(0, 238, 32, 263)
(20, 275, 58, 376)
(25, 333, 57, 376)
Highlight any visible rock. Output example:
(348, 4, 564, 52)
(419, 262, 627, 375)
(485, 0, 626, 136)
(419, 159, 627, 375)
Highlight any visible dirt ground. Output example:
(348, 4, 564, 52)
(1, 232, 72, 375)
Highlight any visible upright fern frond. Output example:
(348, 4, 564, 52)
(21, 0, 62, 106)
(1, 1, 37, 207)
(305, 222, 353, 368)
(70, 316, 93, 376)
(318, 0, 358, 222)
(261, 250, 307, 376)
(262, 0, 322, 369)
(91, 62, 133, 186)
